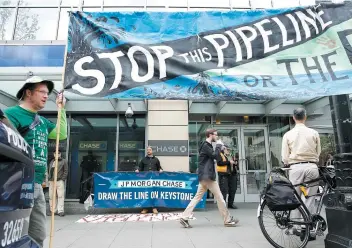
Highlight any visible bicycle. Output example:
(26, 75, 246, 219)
(257, 166, 336, 248)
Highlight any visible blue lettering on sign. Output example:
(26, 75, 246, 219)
(109, 179, 193, 190)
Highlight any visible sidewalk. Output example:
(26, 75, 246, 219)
(43, 203, 325, 248)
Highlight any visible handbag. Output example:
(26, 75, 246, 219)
(217, 153, 228, 173)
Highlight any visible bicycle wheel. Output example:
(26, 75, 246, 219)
(258, 199, 310, 248)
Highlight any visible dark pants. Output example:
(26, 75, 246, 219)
(219, 174, 237, 206)
(79, 170, 93, 203)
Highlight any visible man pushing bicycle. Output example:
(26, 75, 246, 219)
(281, 107, 321, 241)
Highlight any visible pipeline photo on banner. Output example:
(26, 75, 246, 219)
(93, 172, 207, 209)
(64, 3, 352, 100)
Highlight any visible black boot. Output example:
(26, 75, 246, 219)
(228, 204, 238, 209)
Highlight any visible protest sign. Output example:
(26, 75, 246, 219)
(64, 3, 352, 100)
(93, 172, 206, 209)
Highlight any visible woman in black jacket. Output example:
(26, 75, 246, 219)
(217, 145, 238, 209)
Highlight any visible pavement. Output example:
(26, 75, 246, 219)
(43, 203, 325, 248)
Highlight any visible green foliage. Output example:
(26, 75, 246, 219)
(319, 134, 336, 166)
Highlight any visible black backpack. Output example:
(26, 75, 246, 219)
(263, 170, 301, 211)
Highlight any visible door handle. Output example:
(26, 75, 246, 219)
(244, 159, 249, 175)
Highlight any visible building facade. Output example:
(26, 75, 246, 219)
(0, 0, 344, 202)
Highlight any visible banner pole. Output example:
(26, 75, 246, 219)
(49, 38, 69, 248)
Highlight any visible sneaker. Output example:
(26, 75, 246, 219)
(228, 205, 238, 209)
(152, 208, 158, 214)
(180, 218, 191, 228)
(58, 212, 65, 217)
(300, 229, 316, 241)
(141, 209, 148, 214)
(224, 217, 239, 227)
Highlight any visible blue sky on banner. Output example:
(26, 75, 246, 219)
(70, 6, 302, 50)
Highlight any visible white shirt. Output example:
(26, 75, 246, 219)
(281, 123, 321, 165)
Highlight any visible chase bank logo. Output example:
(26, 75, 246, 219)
(180, 146, 187, 153)
(79, 141, 107, 150)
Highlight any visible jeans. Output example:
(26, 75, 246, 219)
(29, 183, 47, 247)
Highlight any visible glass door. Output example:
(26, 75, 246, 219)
(239, 126, 271, 202)
(216, 127, 244, 202)
(214, 125, 271, 203)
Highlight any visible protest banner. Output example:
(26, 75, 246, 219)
(93, 172, 206, 209)
(63, 3, 352, 100)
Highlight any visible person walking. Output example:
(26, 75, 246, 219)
(135, 146, 162, 214)
(179, 128, 239, 228)
(47, 150, 68, 217)
(216, 145, 238, 209)
(4, 76, 67, 247)
(281, 107, 321, 241)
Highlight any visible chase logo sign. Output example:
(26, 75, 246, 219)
(148, 140, 188, 156)
(79, 141, 107, 150)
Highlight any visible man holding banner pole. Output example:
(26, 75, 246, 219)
(179, 128, 239, 228)
(4, 76, 67, 247)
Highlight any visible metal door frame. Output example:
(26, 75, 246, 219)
(239, 125, 271, 202)
(213, 124, 271, 203)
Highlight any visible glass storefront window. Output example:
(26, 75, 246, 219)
(103, 0, 145, 6)
(103, 7, 144, 11)
(249, 0, 272, 8)
(60, 0, 79, 6)
(188, 123, 198, 173)
(0, 0, 17, 6)
(272, 0, 299, 8)
(19, 0, 59, 6)
(164, 0, 188, 6)
(189, 122, 213, 173)
(243, 129, 267, 194)
(268, 116, 290, 168)
(83, 0, 102, 6)
(82, 7, 102, 11)
(67, 115, 117, 199)
(146, 0, 167, 6)
(14, 8, 58, 40)
(57, 7, 69, 40)
(118, 116, 146, 171)
(0, 7, 16, 40)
